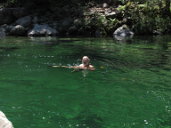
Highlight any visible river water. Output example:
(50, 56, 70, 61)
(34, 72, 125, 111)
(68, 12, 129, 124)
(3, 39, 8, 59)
(0, 36, 171, 128)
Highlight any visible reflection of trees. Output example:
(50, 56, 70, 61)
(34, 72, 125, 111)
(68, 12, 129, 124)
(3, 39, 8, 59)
(142, 36, 171, 69)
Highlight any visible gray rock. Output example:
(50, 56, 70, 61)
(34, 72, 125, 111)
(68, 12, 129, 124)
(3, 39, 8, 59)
(95, 28, 107, 37)
(10, 25, 27, 36)
(102, 3, 108, 8)
(113, 25, 134, 40)
(15, 16, 32, 27)
(1, 24, 14, 34)
(0, 27, 6, 37)
(28, 24, 58, 36)
(105, 9, 119, 18)
(32, 16, 38, 24)
(73, 19, 82, 27)
(61, 18, 73, 29)
(0, 111, 14, 128)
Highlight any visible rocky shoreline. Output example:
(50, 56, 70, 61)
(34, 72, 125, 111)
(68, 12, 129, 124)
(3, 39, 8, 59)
(0, 7, 134, 39)
(0, 8, 58, 37)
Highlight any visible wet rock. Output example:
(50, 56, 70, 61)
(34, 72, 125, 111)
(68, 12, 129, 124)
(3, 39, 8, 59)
(28, 24, 58, 36)
(0, 111, 14, 128)
(10, 25, 27, 36)
(15, 16, 32, 27)
(113, 24, 134, 40)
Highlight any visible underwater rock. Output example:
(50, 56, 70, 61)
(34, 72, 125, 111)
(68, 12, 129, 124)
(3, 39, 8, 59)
(0, 111, 14, 128)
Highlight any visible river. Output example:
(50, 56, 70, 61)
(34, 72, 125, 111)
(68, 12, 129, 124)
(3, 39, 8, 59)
(0, 36, 171, 128)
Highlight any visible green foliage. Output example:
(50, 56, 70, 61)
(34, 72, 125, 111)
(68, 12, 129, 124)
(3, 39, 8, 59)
(122, 0, 171, 34)
(1, 0, 17, 7)
(1, 0, 171, 35)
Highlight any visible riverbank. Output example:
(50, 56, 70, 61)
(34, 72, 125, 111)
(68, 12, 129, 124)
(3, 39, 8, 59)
(0, 1, 171, 37)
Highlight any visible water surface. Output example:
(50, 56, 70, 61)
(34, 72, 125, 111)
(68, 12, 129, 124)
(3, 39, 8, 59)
(0, 36, 171, 128)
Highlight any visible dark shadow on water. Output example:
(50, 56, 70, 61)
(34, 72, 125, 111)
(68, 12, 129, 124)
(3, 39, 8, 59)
(0, 46, 19, 51)
(75, 114, 104, 128)
(30, 37, 81, 46)
(50, 112, 104, 128)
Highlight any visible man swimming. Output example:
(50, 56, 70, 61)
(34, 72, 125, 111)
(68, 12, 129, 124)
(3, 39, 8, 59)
(52, 56, 95, 71)
(78, 56, 95, 70)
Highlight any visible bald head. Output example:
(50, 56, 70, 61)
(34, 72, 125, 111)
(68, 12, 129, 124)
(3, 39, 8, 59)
(82, 56, 90, 66)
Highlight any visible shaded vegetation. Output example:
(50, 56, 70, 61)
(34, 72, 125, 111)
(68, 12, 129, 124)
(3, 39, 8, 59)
(0, 0, 171, 36)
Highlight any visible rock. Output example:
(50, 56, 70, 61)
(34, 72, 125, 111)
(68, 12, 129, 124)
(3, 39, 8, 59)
(95, 28, 107, 37)
(32, 16, 38, 24)
(0, 8, 27, 25)
(113, 25, 134, 40)
(105, 9, 119, 18)
(68, 25, 77, 35)
(61, 18, 73, 29)
(153, 30, 162, 35)
(102, 3, 108, 8)
(15, 16, 32, 27)
(10, 25, 27, 36)
(73, 19, 82, 27)
(28, 24, 58, 36)
(0, 111, 14, 128)
(0, 27, 6, 37)
(1, 24, 14, 35)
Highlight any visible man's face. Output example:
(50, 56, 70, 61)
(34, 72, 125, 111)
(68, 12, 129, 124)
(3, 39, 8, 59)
(82, 57, 89, 66)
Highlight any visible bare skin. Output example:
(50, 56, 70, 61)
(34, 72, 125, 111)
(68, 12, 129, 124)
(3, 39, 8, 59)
(52, 56, 95, 71)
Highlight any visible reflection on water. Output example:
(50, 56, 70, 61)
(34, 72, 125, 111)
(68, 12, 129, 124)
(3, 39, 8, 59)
(0, 36, 171, 128)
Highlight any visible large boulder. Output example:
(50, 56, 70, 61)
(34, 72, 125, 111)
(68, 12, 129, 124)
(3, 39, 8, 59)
(113, 25, 134, 40)
(0, 24, 13, 35)
(28, 24, 58, 36)
(0, 111, 14, 128)
(10, 25, 27, 36)
(0, 8, 27, 25)
(15, 16, 32, 27)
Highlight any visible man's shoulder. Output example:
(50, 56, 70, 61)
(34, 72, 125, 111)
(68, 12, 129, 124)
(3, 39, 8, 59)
(79, 64, 84, 67)
(89, 65, 94, 68)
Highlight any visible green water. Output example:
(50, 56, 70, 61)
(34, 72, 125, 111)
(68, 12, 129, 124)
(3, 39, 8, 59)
(0, 36, 171, 128)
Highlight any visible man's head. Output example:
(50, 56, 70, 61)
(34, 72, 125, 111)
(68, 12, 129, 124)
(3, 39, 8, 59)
(82, 56, 90, 66)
